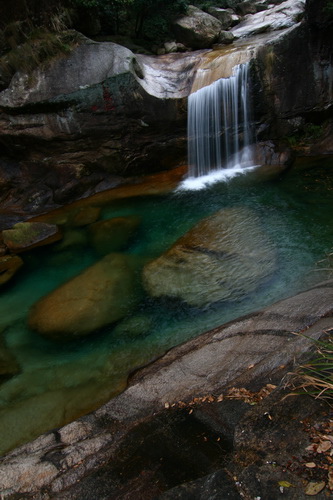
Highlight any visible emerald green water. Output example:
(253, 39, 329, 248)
(1, 158, 333, 455)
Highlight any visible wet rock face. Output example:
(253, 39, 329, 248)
(28, 253, 140, 340)
(143, 207, 275, 307)
(252, 0, 333, 148)
(0, 41, 195, 215)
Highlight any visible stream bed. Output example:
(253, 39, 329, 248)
(0, 157, 333, 455)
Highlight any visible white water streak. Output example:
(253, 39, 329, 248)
(185, 62, 255, 187)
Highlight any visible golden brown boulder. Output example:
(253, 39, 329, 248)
(29, 253, 139, 340)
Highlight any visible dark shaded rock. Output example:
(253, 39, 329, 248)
(236, 1, 257, 16)
(70, 206, 101, 227)
(0, 254, 23, 285)
(230, 389, 330, 500)
(207, 7, 233, 30)
(28, 253, 140, 340)
(143, 207, 275, 307)
(216, 30, 235, 44)
(251, 0, 332, 149)
(158, 470, 242, 499)
(0, 335, 20, 384)
(112, 314, 153, 339)
(88, 215, 141, 256)
(172, 6, 222, 49)
(254, 141, 293, 166)
(2, 222, 62, 253)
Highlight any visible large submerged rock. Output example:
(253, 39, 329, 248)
(143, 207, 276, 307)
(29, 253, 139, 340)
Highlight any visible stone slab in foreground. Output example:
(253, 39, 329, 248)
(0, 280, 333, 498)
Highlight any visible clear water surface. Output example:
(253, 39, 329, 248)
(0, 158, 333, 455)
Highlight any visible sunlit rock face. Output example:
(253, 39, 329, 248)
(143, 207, 276, 307)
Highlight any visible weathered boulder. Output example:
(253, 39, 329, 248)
(172, 6, 222, 49)
(2, 222, 62, 253)
(216, 30, 235, 45)
(28, 253, 139, 340)
(207, 7, 233, 30)
(143, 207, 275, 307)
(88, 215, 141, 255)
(0, 254, 23, 285)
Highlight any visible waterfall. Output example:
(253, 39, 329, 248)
(185, 62, 256, 186)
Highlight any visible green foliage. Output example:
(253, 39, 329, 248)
(284, 123, 323, 149)
(71, 0, 188, 37)
(0, 28, 79, 89)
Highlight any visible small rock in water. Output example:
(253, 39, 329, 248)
(2, 222, 62, 253)
(88, 215, 141, 255)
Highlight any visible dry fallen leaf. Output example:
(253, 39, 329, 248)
(305, 462, 317, 468)
(328, 469, 333, 490)
(304, 481, 326, 496)
(317, 441, 332, 453)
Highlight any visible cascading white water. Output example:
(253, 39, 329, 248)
(186, 62, 255, 184)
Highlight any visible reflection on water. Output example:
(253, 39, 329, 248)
(1, 158, 333, 455)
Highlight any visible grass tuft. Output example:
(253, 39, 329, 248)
(288, 332, 333, 403)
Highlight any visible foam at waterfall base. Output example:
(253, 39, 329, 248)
(177, 164, 259, 191)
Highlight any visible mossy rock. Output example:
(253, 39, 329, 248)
(2, 222, 62, 253)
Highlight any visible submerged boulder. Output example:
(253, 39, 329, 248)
(29, 253, 139, 340)
(143, 207, 275, 307)
(88, 215, 141, 255)
(172, 5, 222, 49)
(0, 335, 20, 384)
(2, 222, 62, 253)
(0, 254, 23, 286)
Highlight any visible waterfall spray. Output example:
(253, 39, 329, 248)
(186, 62, 255, 185)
